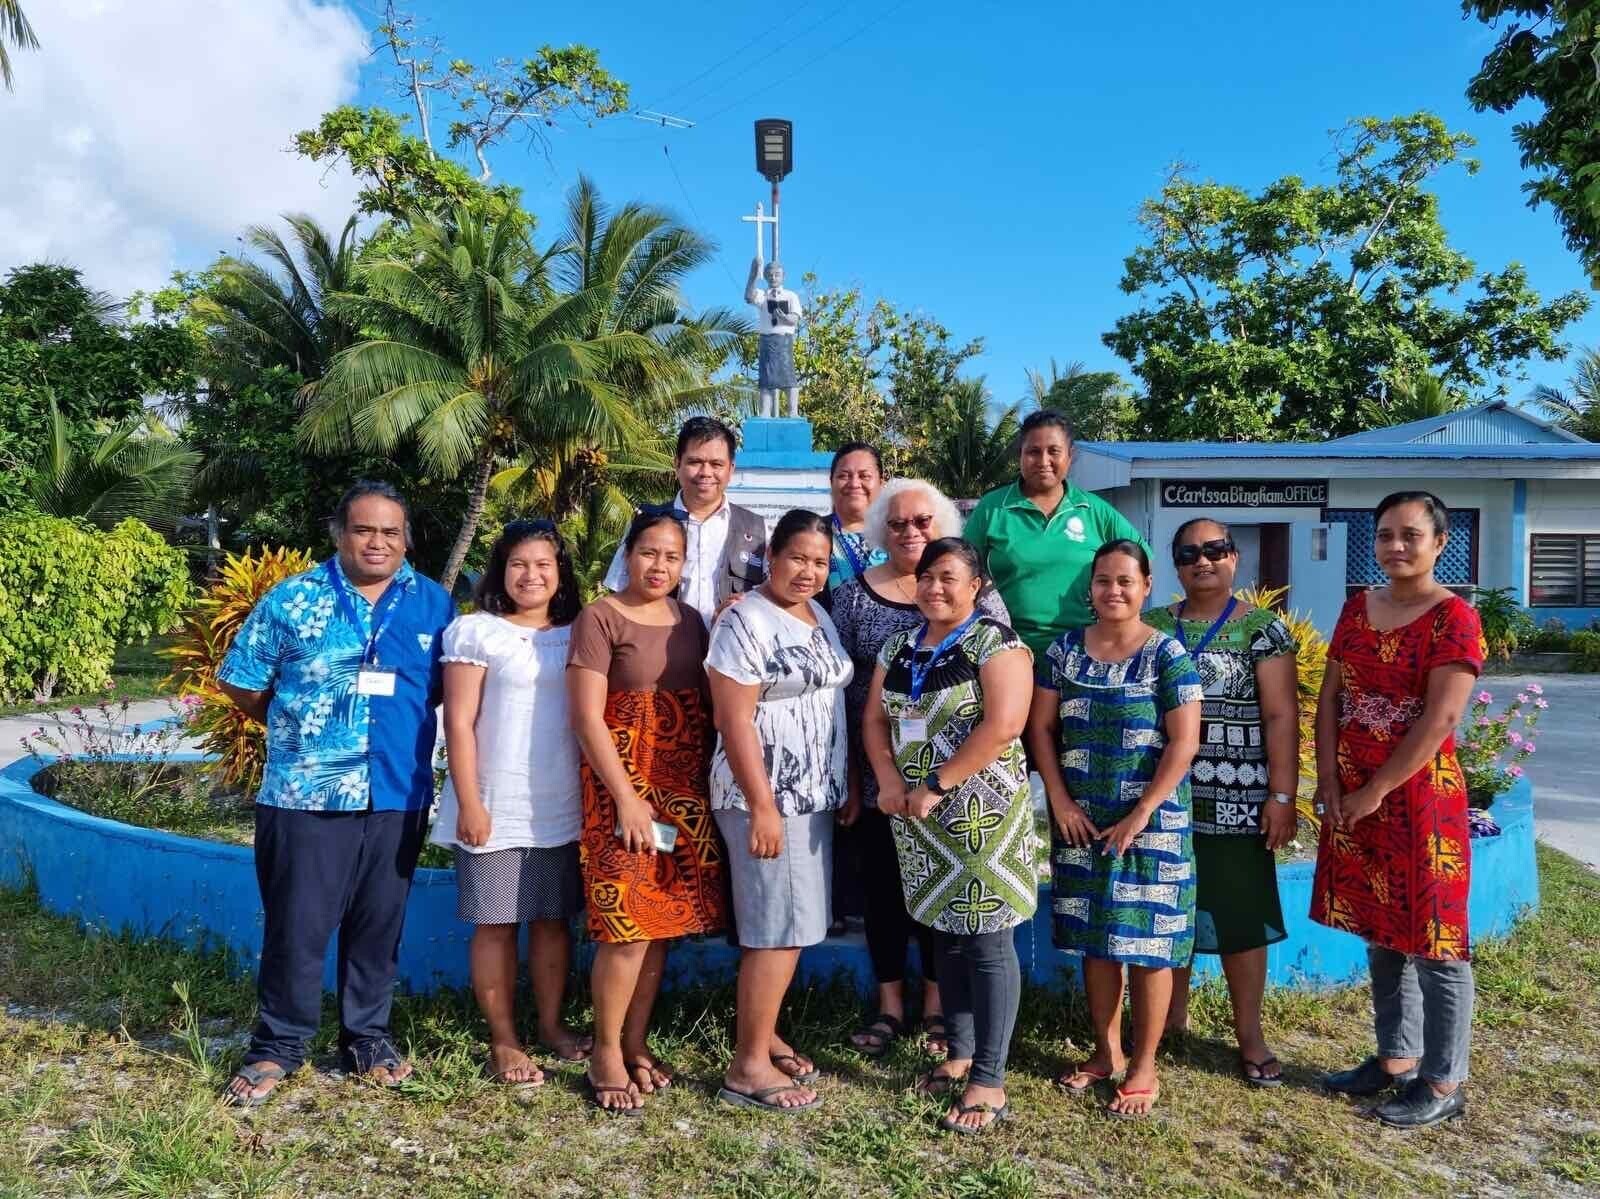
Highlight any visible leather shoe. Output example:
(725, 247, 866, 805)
(1323, 1055, 1419, 1096)
(1373, 1077, 1466, 1128)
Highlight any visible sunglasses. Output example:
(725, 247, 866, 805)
(886, 514, 936, 534)
(1174, 538, 1235, 567)
(638, 503, 690, 521)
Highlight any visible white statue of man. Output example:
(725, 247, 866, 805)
(744, 257, 802, 418)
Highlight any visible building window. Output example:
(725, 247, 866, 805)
(1530, 534, 1600, 607)
(1327, 508, 1479, 596)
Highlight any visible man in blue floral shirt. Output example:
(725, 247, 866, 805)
(217, 480, 454, 1107)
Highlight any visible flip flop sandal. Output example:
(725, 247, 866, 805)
(627, 1059, 673, 1091)
(922, 1015, 950, 1049)
(221, 1062, 287, 1109)
(348, 1039, 411, 1088)
(717, 1083, 822, 1114)
(1107, 1083, 1161, 1120)
(483, 1060, 546, 1090)
(940, 1100, 1010, 1134)
(915, 1068, 969, 1097)
(850, 1012, 906, 1058)
(770, 1053, 820, 1085)
(1240, 1054, 1284, 1088)
(586, 1074, 645, 1118)
(543, 1038, 593, 1063)
(1056, 1062, 1115, 1096)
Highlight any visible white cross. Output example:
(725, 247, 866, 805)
(741, 200, 779, 260)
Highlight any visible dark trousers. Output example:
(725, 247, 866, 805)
(859, 805, 937, 987)
(244, 804, 427, 1073)
(935, 927, 1021, 1088)
(831, 816, 864, 923)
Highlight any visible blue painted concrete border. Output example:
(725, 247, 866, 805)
(0, 755, 1539, 995)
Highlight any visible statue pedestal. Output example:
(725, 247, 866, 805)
(728, 418, 834, 527)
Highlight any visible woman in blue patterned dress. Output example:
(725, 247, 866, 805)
(1026, 539, 1202, 1119)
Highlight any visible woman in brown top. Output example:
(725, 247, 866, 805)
(567, 511, 727, 1114)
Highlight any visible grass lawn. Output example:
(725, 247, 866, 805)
(1, 847, 1597, 1198)
(0, 637, 175, 719)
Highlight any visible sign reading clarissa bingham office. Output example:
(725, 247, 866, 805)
(1160, 480, 1329, 508)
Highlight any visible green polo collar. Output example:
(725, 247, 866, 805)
(999, 480, 1091, 515)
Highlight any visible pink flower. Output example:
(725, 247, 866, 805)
(1535, 698, 1549, 710)
(1476, 715, 1491, 727)
(1524, 743, 1536, 754)
(1476, 690, 1493, 704)
(1508, 764, 1525, 778)
(1509, 731, 1524, 746)
(1528, 682, 1543, 695)
(1517, 693, 1530, 705)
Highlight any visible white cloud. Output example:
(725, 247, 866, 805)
(0, 0, 367, 298)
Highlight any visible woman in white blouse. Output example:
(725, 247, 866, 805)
(436, 520, 592, 1086)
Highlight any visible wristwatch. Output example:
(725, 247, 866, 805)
(926, 771, 948, 796)
(1268, 792, 1293, 806)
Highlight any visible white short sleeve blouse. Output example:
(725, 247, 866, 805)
(431, 611, 582, 852)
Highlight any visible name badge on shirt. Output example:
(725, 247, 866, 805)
(898, 716, 929, 743)
(357, 669, 396, 697)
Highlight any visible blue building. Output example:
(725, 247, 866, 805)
(1071, 401, 1600, 634)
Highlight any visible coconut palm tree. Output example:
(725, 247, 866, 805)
(299, 203, 661, 590)
(921, 377, 1021, 502)
(1, 1, 39, 91)
(1358, 370, 1470, 429)
(1024, 358, 1138, 441)
(1532, 347, 1600, 441)
(196, 213, 363, 386)
(28, 395, 199, 532)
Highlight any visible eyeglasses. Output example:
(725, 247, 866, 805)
(505, 518, 558, 535)
(638, 503, 690, 521)
(886, 514, 936, 534)
(1174, 538, 1234, 566)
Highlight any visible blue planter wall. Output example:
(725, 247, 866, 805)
(0, 756, 1539, 995)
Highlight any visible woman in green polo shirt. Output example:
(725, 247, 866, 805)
(963, 409, 1150, 660)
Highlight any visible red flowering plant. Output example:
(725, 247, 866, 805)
(1456, 683, 1544, 809)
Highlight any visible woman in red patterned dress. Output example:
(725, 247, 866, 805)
(567, 511, 727, 1113)
(1311, 491, 1485, 1130)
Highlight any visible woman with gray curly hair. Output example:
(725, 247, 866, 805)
(831, 478, 1011, 1060)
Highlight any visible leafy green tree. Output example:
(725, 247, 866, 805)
(299, 202, 662, 590)
(1532, 346, 1600, 440)
(1358, 371, 1472, 429)
(0, 265, 198, 511)
(297, 4, 626, 220)
(919, 378, 1021, 499)
(1103, 113, 1590, 440)
(1465, 2, 1600, 286)
(28, 396, 198, 532)
(1024, 359, 1138, 441)
(1, 0, 38, 91)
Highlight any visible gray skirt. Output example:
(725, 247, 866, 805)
(757, 332, 797, 389)
(455, 843, 581, 925)
(714, 808, 833, 949)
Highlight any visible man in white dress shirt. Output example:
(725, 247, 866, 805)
(603, 417, 767, 624)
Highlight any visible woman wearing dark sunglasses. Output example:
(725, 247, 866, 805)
(830, 478, 1011, 1061)
(1146, 519, 1299, 1087)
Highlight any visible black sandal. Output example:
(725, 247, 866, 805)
(914, 1066, 968, 1097)
(849, 1012, 905, 1058)
(922, 1014, 949, 1051)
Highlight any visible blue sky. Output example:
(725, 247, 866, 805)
(364, 0, 1594, 406)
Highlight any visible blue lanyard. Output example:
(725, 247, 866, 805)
(1174, 595, 1237, 657)
(908, 612, 980, 701)
(326, 560, 406, 667)
(832, 516, 870, 580)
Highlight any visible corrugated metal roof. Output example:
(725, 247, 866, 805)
(1327, 400, 1584, 446)
(1077, 440, 1600, 461)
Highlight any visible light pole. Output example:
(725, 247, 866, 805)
(753, 118, 792, 261)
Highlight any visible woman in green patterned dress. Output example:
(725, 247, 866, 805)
(1026, 539, 1202, 1119)
(1146, 518, 1299, 1087)
(863, 538, 1035, 1135)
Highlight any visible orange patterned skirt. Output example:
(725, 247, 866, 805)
(578, 686, 727, 943)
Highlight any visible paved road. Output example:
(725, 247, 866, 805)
(0, 699, 188, 765)
(1489, 672, 1600, 871)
